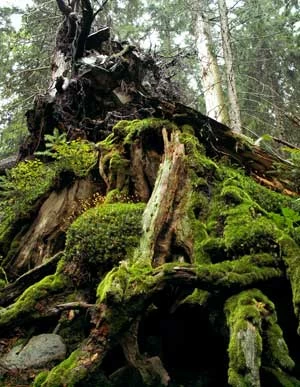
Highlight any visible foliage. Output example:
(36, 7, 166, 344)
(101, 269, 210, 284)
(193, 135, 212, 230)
(37, 129, 98, 177)
(232, 0, 300, 142)
(36, 128, 68, 157)
(0, 1, 58, 157)
(269, 206, 300, 234)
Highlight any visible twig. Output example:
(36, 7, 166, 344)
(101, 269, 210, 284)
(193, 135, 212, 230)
(53, 301, 96, 311)
(272, 137, 300, 151)
(93, 0, 109, 20)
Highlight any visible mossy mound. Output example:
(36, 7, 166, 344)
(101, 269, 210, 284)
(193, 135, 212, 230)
(65, 203, 146, 269)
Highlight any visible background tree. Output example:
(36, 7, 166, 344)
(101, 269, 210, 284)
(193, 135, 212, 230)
(194, 0, 230, 124)
(0, 0, 299, 158)
(218, 0, 242, 133)
(231, 0, 300, 143)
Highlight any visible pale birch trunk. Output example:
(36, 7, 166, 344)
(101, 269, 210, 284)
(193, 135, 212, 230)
(218, 0, 242, 133)
(195, 1, 229, 125)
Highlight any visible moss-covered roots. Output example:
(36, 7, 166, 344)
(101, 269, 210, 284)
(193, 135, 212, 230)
(1, 119, 300, 386)
(225, 289, 295, 387)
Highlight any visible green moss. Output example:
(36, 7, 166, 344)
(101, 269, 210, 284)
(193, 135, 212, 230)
(104, 188, 130, 203)
(0, 159, 56, 250)
(65, 203, 145, 269)
(0, 266, 7, 288)
(108, 152, 127, 172)
(57, 314, 88, 353)
(181, 288, 210, 306)
(223, 205, 277, 254)
(0, 279, 6, 289)
(200, 237, 226, 263)
(112, 118, 177, 144)
(179, 130, 218, 175)
(181, 124, 195, 135)
(38, 129, 98, 178)
(36, 349, 86, 387)
(277, 234, 300, 328)
(225, 289, 294, 387)
(0, 159, 56, 207)
(0, 137, 98, 256)
(100, 146, 130, 191)
(96, 260, 155, 335)
(225, 290, 265, 386)
(0, 272, 70, 328)
(96, 260, 154, 304)
(32, 371, 49, 387)
(263, 320, 295, 371)
(262, 367, 300, 387)
(217, 164, 290, 213)
(220, 184, 253, 205)
(195, 254, 281, 289)
(97, 267, 122, 303)
(53, 139, 97, 177)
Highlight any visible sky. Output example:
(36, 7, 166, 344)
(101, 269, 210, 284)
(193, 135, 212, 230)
(0, 0, 32, 6)
(0, 0, 33, 29)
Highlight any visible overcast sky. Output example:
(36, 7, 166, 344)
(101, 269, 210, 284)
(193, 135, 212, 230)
(0, 0, 32, 7)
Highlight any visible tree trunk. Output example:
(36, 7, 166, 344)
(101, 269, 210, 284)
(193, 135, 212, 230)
(218, 0, 242, 133)
(0, 2, 300, 387)
(195, 0, 229, 124)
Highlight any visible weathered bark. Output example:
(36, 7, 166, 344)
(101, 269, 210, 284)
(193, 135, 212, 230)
(0, 2, 300, 387)
(195, 0, 229, 124)
(218, 0, 242, 133)
(7, 178, 98, 277)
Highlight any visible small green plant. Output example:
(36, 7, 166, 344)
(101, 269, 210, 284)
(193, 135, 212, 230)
(274, 147, 300, 191)
(36, 128, 68, 158)
(269, 206, 300, 234)
(36, 129, 97, 177)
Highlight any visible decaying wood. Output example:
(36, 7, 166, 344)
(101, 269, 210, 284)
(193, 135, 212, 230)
(1, 2, 300, 386)
(140, 128, 191, 267)
(121, 319, 170, 386)
(7, 179, 97, 277)
(0, 154, 18, 174)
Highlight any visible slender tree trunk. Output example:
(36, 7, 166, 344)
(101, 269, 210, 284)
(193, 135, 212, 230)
(195, 0, 229, 124)
(218, 0, 242, 133)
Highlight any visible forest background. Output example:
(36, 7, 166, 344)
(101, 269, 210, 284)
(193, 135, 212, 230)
(0, 0, 299, 160)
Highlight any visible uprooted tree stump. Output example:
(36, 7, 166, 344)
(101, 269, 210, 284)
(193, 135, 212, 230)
(1, 1, 300, 386)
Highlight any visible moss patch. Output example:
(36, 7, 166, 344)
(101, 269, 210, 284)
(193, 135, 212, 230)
(0, 272, 70, 328)
(225, 289, 294, 387)
(34, 349, 86, 387)
(65, 203, 145, 269)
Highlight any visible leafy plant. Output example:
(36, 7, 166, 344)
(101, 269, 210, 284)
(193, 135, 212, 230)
(35, 128, 68, 158)
(36, 129, 97, 177)
(269, 206, 300, 234)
